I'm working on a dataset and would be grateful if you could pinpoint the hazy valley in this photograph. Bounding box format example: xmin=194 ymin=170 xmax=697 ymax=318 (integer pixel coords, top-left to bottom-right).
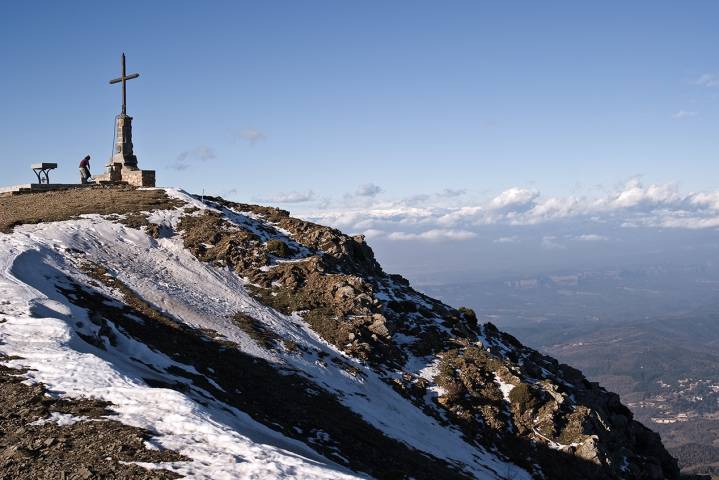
xmin=420 ymin=264 xmax=719 ymax=476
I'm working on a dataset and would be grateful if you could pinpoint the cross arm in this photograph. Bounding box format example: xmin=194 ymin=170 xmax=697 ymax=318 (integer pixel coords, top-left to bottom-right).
xmin=109 ymin=73 xmax=140 ymax=84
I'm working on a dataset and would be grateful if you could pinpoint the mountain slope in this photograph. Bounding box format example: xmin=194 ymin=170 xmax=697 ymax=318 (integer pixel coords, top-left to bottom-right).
xmin=0 ymin=186 xmax=679 ymax=479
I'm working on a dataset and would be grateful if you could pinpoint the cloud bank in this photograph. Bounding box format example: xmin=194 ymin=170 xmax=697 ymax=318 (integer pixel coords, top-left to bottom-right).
xmin=299 ymin=180 xmax=719 ymax=243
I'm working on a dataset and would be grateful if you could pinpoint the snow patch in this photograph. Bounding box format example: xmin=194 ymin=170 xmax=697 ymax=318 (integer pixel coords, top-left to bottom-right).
xmin=29 ymin=412 xmax=91 ymax=427
xmin=495 ymin=374 xmax=516 ymax=402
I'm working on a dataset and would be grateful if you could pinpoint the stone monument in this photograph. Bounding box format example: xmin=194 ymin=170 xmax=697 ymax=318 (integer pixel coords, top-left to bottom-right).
xmin=95 ymin=53 xmax=155 ymax=187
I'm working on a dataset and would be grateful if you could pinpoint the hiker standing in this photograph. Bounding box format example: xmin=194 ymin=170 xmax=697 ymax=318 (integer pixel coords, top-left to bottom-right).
xmin=79 ymin=155 xmax=92 ymax=184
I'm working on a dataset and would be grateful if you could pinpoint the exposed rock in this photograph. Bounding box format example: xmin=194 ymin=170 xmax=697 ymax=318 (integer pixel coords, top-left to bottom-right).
xmin=173 ymin=194 xmax=681 ymax=480
xmin=368 ymin=314 xmax=391 ymax=338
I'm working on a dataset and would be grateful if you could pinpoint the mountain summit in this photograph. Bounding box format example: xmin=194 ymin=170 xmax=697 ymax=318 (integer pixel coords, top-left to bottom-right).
xmin=0 ymin=186 xmax=679 ymax=479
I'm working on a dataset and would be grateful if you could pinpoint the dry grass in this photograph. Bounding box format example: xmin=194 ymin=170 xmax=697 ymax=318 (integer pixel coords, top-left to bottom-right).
xmin=0 ymin=186 xmax=183 ymax=233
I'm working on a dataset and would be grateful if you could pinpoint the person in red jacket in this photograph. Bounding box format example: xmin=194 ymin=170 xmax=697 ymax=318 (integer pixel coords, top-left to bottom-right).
xmin=79 ymin=155 xmax=92 ymax=184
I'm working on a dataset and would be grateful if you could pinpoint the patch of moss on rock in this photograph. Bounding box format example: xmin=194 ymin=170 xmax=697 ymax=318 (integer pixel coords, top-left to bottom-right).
xmin=266 ymin=239 xmax=293 ymax=257
xmin=509 ymin=383 xmax=540 ymax=411
xmin=230 ymin=312 xmax=279 ymax=349
xmin=434 ymin=347 xmax=508 ymax=434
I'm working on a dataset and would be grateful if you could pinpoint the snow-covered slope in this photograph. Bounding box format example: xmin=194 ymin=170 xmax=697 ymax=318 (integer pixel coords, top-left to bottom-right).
xmin=0 ymin=189 xmax=529 ymax=479
xmin=0 ymin=187 xmax=679 ymax=479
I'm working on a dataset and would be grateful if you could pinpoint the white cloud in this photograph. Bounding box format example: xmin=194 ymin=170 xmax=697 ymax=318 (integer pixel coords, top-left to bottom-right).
xmin=438 ymin=188 xmax=466 ymax=198
xmin=494 ymin=236 xmax=519 ymax=244
xmin=401 ymin=194 xmax=431 ymax=205
xmin=673 ymin=110 xmax=698 ymax=119
xmin=693 ymin=73 xmax=719 ymax=88
xmin=652 ymin=216 xmax=719 ymax=229
xmin=489 ymin=187 xmax=539 ymax=211
xmin=238 ymin=128 xmax=267 ymax=145
xmin=170 ymin=146 xmax=217 ymax=170
xmin=574 ymin=234 xmax=608 ymax=242
xmin=541 ymin=236 xmax=566 ymax=250
xmin=362 ymin=229 xmax=386 ymax=240
xmin=436 ymin=206 xmax=484 ymax=226
xmin=603 ymin=179 xmax=681 ymax=210
xmin=394 ymin=189 xmax=467 ymax=207
xmin=355 ymin=183 xmax=383 ymax=197
xmin=388 ymin=229 xmax=477 ymax=242
xmin=259 ymin=190 xmax=315 ymax=204
xmin=523 ymin=196 xmax=581 ymax=224
xmin=688 ymin=191 xmax=719 ymax=211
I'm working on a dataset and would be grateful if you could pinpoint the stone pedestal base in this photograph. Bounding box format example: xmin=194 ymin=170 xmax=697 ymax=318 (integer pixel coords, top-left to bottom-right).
xmin=113 ymin=115 xmax=138 ymax=168
xmin=96 ymin=112 xmax=155 ymax=187
xmin=123 ymin=168 xmax=155 ymax=187
xmin=94 ymin=162 xmax=155 ymax=187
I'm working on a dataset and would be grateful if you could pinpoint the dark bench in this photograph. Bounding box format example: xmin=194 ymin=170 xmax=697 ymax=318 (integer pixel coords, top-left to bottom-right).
xmin=31 ymin=163 xmax=58 ymax=184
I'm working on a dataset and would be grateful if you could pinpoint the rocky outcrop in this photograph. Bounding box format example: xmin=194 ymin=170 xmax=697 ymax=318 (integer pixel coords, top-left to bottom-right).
xmin=168 ymin=195 xmax=680 ymax=480
xmin=177 ymin=207 xmax=404 ymax=366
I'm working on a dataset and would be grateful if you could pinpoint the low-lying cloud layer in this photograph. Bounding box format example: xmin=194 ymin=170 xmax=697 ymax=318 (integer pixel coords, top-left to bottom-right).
xmin=296 ymin=180 xmax=719 ymax=245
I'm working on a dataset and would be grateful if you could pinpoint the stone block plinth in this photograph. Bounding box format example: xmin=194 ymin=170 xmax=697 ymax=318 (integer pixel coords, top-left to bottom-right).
xmin=123 ymin=169 xmax=155 ymax=187
xmin=94 ymin=162 xmax=155 ymax=187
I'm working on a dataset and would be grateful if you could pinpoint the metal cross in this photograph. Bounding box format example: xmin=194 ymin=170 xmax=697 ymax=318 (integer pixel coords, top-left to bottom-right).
xmin=109 ymin=53 xmax=140 ymax=115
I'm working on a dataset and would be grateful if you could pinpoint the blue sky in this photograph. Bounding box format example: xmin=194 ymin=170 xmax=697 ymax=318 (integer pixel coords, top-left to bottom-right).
xmin=2 ymin=2 xmax=718 ymax=278
xmin=1 ymin=1 xmax=717 ymax=194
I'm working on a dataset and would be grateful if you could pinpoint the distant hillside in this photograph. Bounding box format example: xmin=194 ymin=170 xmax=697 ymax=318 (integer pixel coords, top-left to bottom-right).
xmin=422 ymin=270 xmax=719 ymax=477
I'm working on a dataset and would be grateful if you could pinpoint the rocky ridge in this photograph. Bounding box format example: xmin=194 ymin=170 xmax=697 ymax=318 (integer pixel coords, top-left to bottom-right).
xmin=172 ymin=195 xmax=679 ymax=479
xmin=0 ymin=186 xmax=682 ymax=479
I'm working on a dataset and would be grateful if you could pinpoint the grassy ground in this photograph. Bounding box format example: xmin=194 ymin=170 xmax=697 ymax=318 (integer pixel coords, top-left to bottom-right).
xmin=0 ymin=186 xmax=182 ymax=233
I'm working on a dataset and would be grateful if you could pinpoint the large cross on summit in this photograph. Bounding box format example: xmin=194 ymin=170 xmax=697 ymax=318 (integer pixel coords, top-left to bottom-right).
xmin=92 ymin=52 xmax=155 ymax=187
xmin=109 ymin=53 xmax=139 ymax=116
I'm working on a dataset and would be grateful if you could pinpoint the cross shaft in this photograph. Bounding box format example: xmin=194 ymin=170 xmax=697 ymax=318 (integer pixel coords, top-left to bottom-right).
xmin=109 ymin=53 xmax=139 ymax=115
